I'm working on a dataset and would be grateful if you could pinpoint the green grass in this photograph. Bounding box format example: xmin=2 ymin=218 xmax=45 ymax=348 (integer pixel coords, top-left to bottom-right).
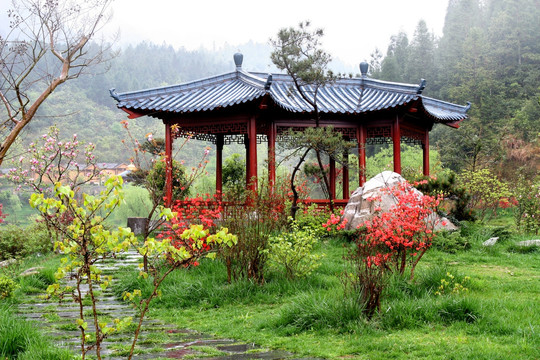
xmin=109 ymin=227 xmax=540 ymax=359
xmin=2 ymin=221 xmax=539 ymax=359
xmin=0 ymin=304 xmax=74 ymax=359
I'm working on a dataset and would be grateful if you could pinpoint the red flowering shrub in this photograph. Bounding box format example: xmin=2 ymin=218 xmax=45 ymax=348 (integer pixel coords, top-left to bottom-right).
xmin=339 ymin=181 xmax=442 ymax=318
xmin=322 ymin=211 xmax=347 ymax=231
xmin=158 ymin=194 xmax=224 ymax=265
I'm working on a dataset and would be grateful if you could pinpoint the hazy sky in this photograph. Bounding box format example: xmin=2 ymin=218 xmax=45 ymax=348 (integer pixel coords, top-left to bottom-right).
xmin=1 ymin=0 xmax=450 ymax=68
xmin=104 ymin=0 xmax=449 ymax=66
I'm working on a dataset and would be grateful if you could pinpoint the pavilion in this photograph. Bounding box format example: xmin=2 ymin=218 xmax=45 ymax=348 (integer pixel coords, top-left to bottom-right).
xmin=110 ymin=53 xmax=469 ymax=205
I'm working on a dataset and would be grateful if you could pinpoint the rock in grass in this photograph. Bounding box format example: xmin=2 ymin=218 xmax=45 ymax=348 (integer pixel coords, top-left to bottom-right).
xmin=0 ymin=258 xmax=16 ymax=268
xmin=343 ymin=171 xmax=457 ymax=231
xmin=20 ymin=266 xmax=45 ymax=277
xmin=483 ymin=237 xmax=499 ymax=246
xmin=517 ymin=239 xmax=540 ymax=247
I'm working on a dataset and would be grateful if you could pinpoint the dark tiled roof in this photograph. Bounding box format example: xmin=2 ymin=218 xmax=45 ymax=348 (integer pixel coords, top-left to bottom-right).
xmin=110 ymin=67 xmax=469 ymax=124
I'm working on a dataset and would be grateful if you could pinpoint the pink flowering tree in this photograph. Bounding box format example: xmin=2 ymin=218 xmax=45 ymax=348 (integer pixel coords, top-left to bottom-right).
xmin=7 ymin=125 xmax=100 ymax=245
xmin=7 ymin=125 xmax=100 ymax=195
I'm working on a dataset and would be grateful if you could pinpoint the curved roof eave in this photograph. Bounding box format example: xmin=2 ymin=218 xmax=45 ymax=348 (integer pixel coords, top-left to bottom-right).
xmin=110 ymin=67 xmax=470 ymax=123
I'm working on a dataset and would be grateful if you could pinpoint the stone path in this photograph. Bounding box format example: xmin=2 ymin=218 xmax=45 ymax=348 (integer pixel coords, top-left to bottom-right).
xmin=17 ymin=251 xmax=317 ymax=359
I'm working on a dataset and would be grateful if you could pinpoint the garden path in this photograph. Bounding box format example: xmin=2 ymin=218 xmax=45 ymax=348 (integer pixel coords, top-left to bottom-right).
xmin=17 ymin=251 xmax=317 ymax=359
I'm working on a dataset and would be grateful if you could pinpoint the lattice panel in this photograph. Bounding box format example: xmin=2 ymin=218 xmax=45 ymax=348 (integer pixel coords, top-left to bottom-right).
xmin=367 ymin=137 xmax=393 ymax=145
xmin=401 ymin=128 xmax=425 ymax=145
xmin=276 ymin=126 xmax=355 ymax=141
xmin=174 ymin=122 xmax=248 ymax=138
xmin=257 ymin=134 xmax=268 ymax=144
xmin=176 ymin=131 xmax=215 ymax=143
xmin=366 ymin=126 xmax=392 ymax=139
xmin=401 ymin=136 xmax=423 ymax=146
xmin=224 ymin=134 xmax=245 ymax=145
xmin=334 ymin=127 xmax=357 ymax=139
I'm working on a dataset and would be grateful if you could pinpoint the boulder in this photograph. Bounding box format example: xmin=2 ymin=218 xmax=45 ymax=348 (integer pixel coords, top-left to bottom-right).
xmin=517 ymin=239 xmax=540 ymax=247
xmin=342 ymin=171 xmax=457 ymax=231
xmin=0 ymin=258 xmax=16 ymax=268
xmin=20 ymin=266 xmax=45 ymax=277
xmin=483 ymin=237 xmax=499 ymax=246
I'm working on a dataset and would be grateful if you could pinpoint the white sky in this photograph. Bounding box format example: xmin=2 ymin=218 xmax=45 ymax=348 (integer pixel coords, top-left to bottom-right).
xmin=0 ymin=0 xmax=450 ymax=68
xmin=104 ymin=0 xmax=449 ymax=67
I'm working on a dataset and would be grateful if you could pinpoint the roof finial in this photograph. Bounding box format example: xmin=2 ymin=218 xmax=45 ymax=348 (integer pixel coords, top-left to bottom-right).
xmin=359 ymin=61 xmax=369 ymax=77
xmin=265 ymin=74 xmax=272 ymax=90
xmin=109 ymin=88 xmax=119 ymax=101
xmin=234 ymin=53 xmax=243 ymax=70
xmin=417 ymin=79 xmax=427 ymax=94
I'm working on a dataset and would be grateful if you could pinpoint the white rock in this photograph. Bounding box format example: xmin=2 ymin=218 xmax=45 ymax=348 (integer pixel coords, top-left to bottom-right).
xmin=517 ymin=239 xmax=540 ymax=247
xmin=483 ymin=237 xmax=499 ymax=246
xmin=343 ymin=171 xmax=457 ymax=231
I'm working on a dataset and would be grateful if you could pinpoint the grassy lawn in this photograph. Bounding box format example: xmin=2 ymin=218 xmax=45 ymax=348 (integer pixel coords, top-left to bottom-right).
xmin=110 ymin=228 xmax=540 ymax=360
xmin=2 ymin=221 xmax=538 ymax=359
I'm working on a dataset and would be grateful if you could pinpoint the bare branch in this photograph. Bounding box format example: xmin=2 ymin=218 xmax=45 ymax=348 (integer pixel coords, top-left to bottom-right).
xmin=0 ymin=0 xmax=116 ymax=165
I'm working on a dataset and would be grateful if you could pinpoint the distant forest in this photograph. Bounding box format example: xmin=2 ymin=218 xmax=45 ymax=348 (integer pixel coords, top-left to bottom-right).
xmin=8 ymin=0 xmax=540 ymax=181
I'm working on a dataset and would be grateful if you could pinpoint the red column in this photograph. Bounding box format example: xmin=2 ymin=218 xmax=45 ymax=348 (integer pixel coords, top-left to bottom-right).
xmin=329 ymin=156 xmax=336 ymax=200
xmin=357 ymin=125 xmax=366 ymax=186
xmin=267 ymin=122 xmax=276 ymax=192
xmin=248 ymin=117 xmax=258 ymax=192
xmin=393 ymin=115 xmax=402 ymax=174
xmin=165 ymin=122 xmax=173 ymax=207
xmin=342 ymin=149 xmax=349 ymax=199
xmin=244 ymin=134 xmax=250 ymax=186
xmin=216 ymin=134 xmax=224 ymax=199
xmin=423 ymin=130 xmax=430 ymax=176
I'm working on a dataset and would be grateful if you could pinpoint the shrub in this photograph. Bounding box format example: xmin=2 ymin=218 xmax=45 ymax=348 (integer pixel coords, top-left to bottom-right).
xmin=221 ymin=179 xmax=288 ymax=284
xmin=457 ymin=168 xmax=511 ymax=221
xmin=513 ymin=176 xmax=540 ymax=234
xmin=0 ymin=223 xmax=51 ymax=260
xmin=266 ymin=220 xmax=323 ymax=279
xmin=413 ymin=171 xmax=475 ymax=222
xmin=222 ymin=153 xmax=246 ymax=197
xmin=339 ymin=181 xmax=442 ymax=319
xmin=432 ymin=231 xmax=471 ymax=253
xmin=0 ymin=275 xmax=17 ymax=299
xmin=146 ymin=158 xmax=190 ymax=203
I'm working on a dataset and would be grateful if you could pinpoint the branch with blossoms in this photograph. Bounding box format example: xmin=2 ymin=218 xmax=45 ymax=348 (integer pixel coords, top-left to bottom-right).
xmin=7 ymin=125 xmax=101 ymax=195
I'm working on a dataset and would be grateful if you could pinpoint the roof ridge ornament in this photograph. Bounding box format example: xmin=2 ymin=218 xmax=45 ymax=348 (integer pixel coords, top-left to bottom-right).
xmin=109 ymin=88 xmax=119 ymax=101
xmin=265 ymin=74 xmax=272 ymax=91
xmin=359 ymin=61 xmax=369 ymax=77
xmin=417 ymin=79 xmax=427 ymax=94
xmin=234 ymin=52 xmax=243 ymax=70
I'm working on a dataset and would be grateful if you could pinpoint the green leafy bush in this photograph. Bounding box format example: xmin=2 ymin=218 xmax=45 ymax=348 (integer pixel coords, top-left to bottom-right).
xmin=146 ymin=158 xmax=189 ymax=203
xmin=457 ymin=168 xmax=511 ymax=221
xmin=0 ymin=223 xmax=51 ymax=260
xmin=266 ymin=220 xmax=324 ymax=279
xmin=0 ymin=275 xmax=17 ymax=299
xmin=432 ymin=231 xmax=471 ymax=253
xmin=513 ymin=176 xmax=540 ymax=235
